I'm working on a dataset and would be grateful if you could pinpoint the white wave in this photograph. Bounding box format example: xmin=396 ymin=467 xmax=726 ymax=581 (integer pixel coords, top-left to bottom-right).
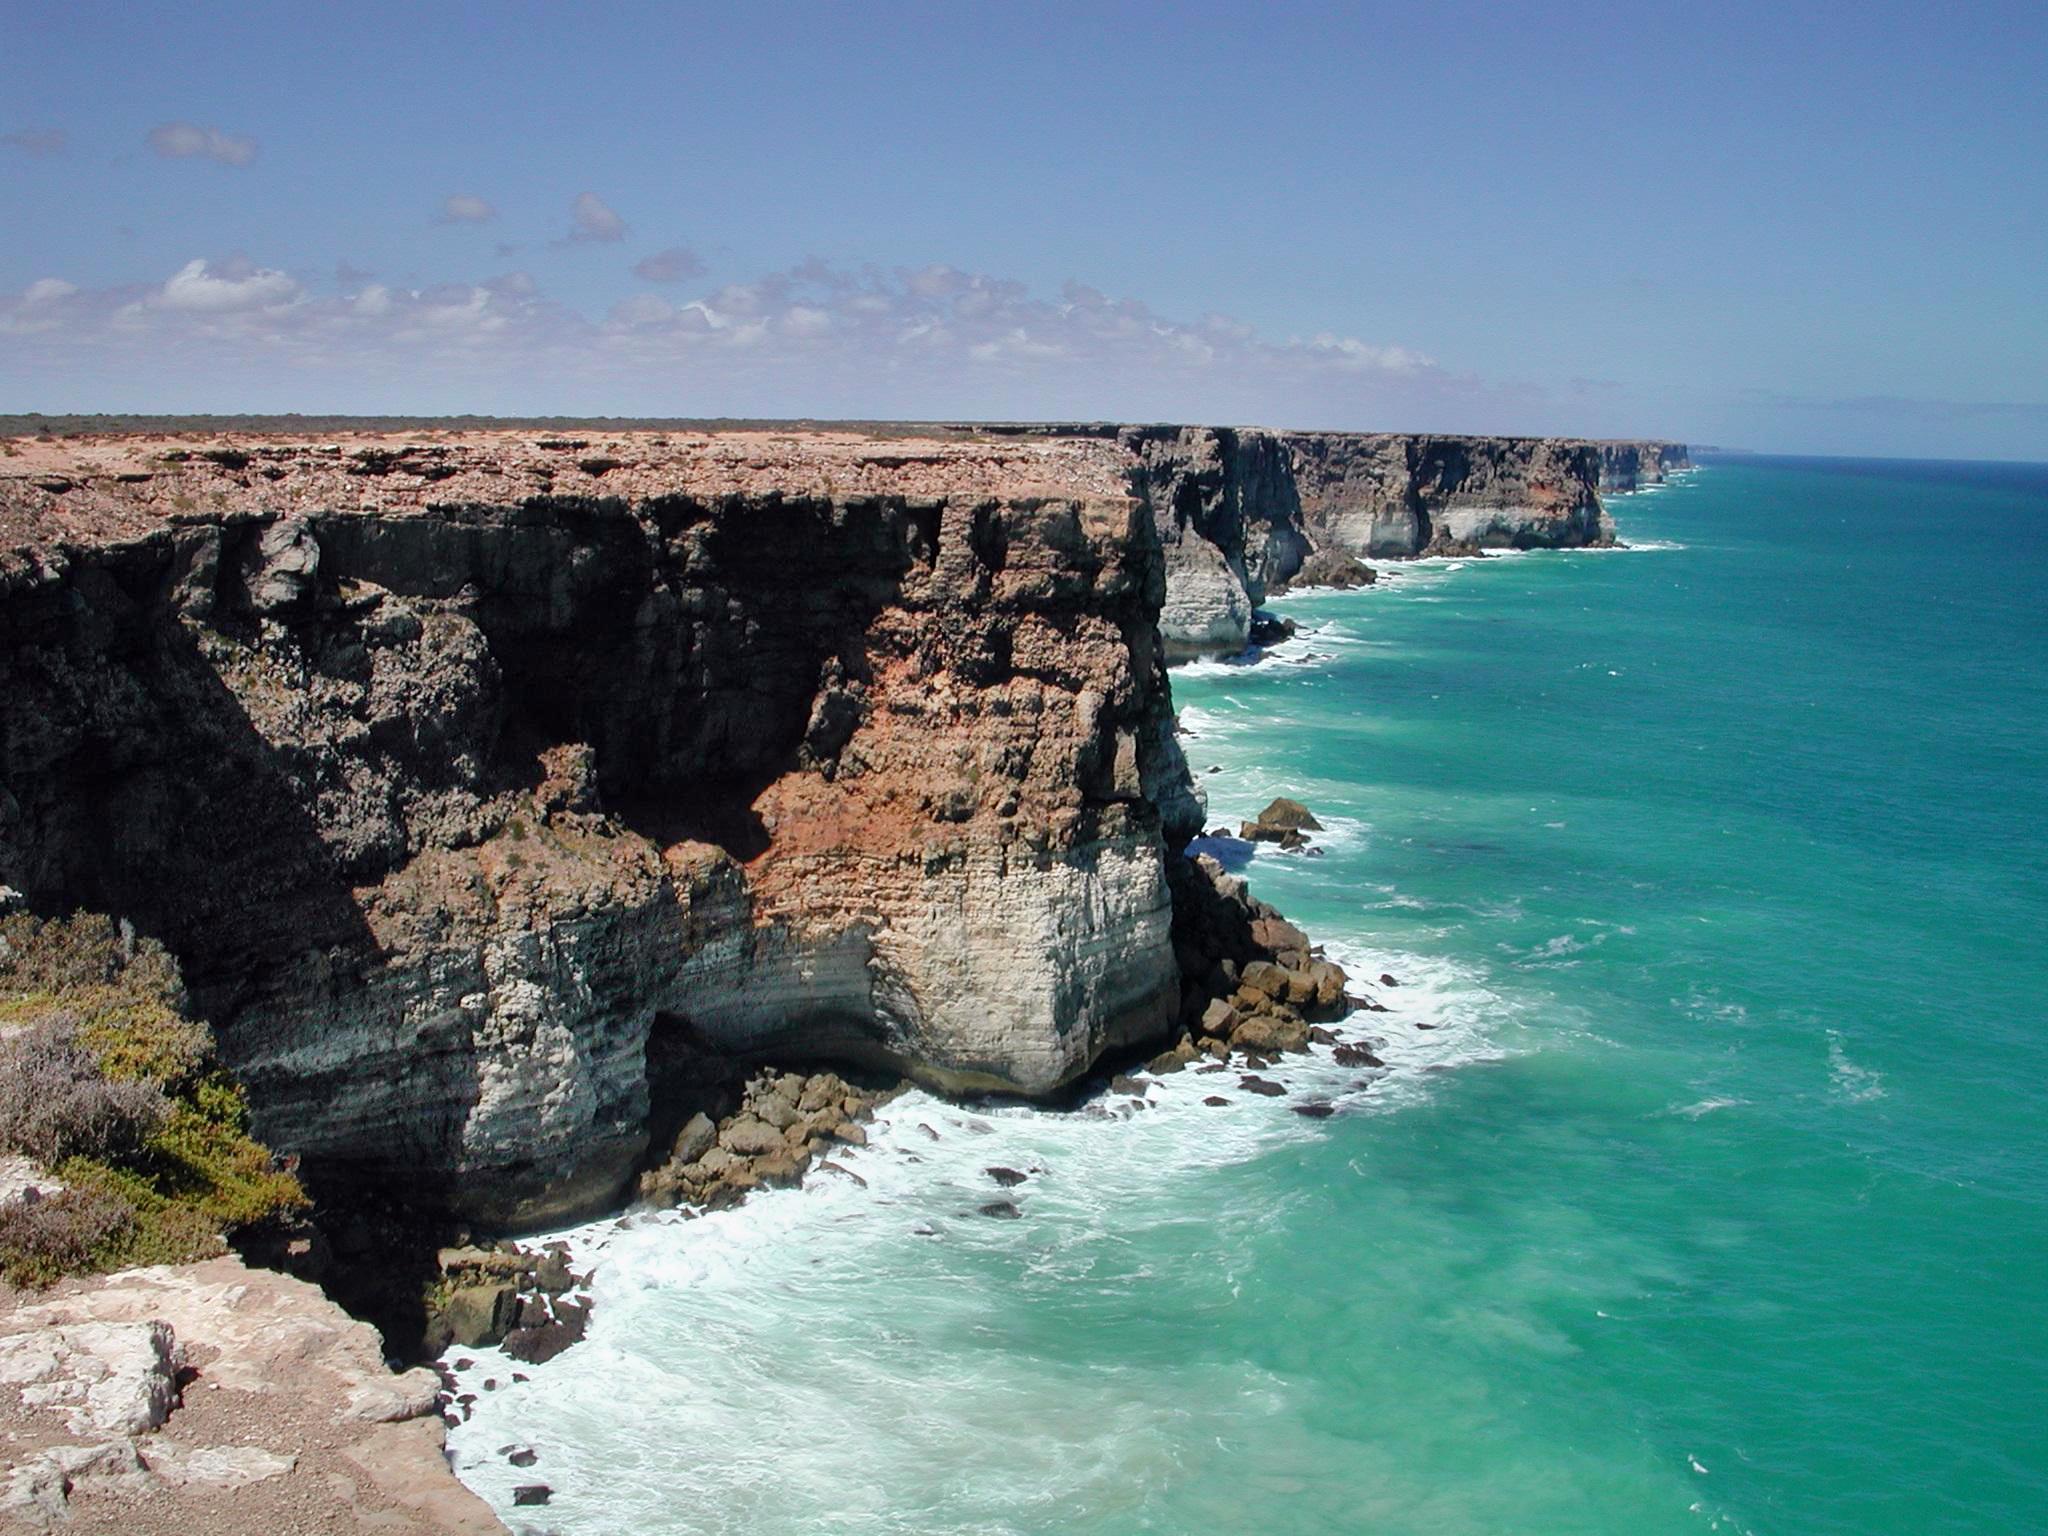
xmin=444 ymin=938 xmax=1518 ymax=1532
xmin=1826 ymin=1030 xmax=1887 ymax=1103
xmin=1664 ymin=1097 xmax=1745 ymax=1119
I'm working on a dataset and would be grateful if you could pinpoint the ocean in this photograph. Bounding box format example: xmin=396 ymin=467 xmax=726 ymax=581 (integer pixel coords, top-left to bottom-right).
xmin=445 ymin=455 xmax=2048 ymax=1534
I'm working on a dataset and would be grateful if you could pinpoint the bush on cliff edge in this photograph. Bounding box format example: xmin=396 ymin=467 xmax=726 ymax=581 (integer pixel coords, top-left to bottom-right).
xmin=0 ymin=910 xmax=304 ymax=1286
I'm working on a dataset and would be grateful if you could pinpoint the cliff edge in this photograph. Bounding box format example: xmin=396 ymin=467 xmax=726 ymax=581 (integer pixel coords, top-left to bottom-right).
xmin=0 ymin=429 xmax=1201 ymax=1227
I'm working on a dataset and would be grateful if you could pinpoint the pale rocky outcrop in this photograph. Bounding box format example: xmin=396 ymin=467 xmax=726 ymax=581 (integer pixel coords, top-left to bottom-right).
xmin=0 ymin=1254 xmax=499 ymax=1533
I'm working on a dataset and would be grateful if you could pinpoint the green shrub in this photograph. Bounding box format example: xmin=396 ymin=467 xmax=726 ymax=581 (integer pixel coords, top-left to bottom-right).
xmin=0 ymin=1016 xmax=172 ymax=1164
xmin=0 ymin=909 xmax=304 ymax=1285
xmin=0 ymin=1186 xmax=137 ymax=1287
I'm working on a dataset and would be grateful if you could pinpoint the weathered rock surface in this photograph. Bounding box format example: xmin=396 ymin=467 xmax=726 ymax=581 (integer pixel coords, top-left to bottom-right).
xmin=0 ymin=429 xmax=1200 ymax=1226
xmin=1594 ymin=440 xmax=1692 ymax=492
xmin=0 ymin=1254 xmax=500 ymax=1533
xmin=1094 ymin=427 xmax=1680 ymax=654
xmin=1269 ymin=548 xmax=1376 ymax=594
xmin=634 ymin=1066 xmax=889 ymax=1214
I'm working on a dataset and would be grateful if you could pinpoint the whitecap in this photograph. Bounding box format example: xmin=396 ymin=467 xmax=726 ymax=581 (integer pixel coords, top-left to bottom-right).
xmin=1826 ymin=1030 xmax=1887 ymax=1102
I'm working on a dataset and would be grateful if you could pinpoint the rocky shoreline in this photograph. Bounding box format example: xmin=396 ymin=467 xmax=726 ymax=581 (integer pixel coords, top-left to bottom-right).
xmin=0 ymin=419 xmax=1683 ymax=1530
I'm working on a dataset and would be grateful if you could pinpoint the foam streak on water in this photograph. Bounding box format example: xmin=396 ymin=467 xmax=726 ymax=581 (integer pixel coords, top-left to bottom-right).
xmin=448 ymin=457 xmax=2048 ymax=1534
xmin=447 ymin=940 xmax=1503 ymax=1534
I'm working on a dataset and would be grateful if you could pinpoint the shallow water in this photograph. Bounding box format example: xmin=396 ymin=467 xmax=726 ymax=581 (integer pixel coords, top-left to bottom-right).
xmin=449 ymin=456 xmax=2048 ymax=1534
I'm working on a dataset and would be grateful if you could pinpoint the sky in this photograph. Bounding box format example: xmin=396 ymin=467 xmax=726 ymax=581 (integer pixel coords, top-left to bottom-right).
xmin=2 ymin=0 xmax=2044 ymax=458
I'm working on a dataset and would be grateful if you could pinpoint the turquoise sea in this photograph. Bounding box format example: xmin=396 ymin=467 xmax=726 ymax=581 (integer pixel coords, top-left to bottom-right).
xmin=447 ymin=455 xmax=2048 ymax=1534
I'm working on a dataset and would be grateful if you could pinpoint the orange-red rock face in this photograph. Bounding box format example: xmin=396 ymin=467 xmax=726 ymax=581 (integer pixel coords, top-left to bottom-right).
xmin=0 ymin=430 xmax=1200 ymax=1224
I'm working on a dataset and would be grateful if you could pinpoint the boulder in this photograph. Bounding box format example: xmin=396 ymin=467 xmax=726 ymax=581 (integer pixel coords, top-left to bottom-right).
xmin=503 ymin=1299 xmax=590 ymax=1365
xmin=1238 ymin=1076 xmax=1287 ymax=1097
xmin=1238 ymin=961 xmax=1290 ymax=1000
xmin=1270 ymin=550 xmax=1377 ymax=592
xmin=754 ymin=1095 xmax=800 ymax=1131
xmin=434 ymin=1283 xmax=517 ymax=1351
xmin=1247 ymin=797 xmax=1322 ymax=834
xmin=986 ymin=1167 xmax=1028 ymax=1188
xmin=1247 ymin=613 xmax=1297 ymax=647
xmin=669 ymin=1112 xmax=717 ymax=1166
xmin=1198 ymin=998 xmax=1240 ymax=1038
xmin=1250 ymin=915 xmax=1310 ymax=954
xmin=1231 ymin=1016 xmax=1310 ymax=1055
xmin=719 ymin=1117 xmax=786 ymax=1158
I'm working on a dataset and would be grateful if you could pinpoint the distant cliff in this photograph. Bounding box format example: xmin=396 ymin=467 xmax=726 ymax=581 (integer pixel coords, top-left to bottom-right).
xmin=1112 ymin=430 xmax=1687 ymax=657
xmin=1595 ymin=440 xmax=1692 ymax=493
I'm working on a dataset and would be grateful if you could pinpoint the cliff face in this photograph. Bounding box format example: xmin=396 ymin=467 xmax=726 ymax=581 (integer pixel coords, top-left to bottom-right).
xmin=1595 ymin=440 xmax=1692 ymax=492
xmin=1121 ymin=427 xmax=1309 ymax=660
xmin=1117 ymin=429 xmax=1622 ymax=654
xmin=0 ymin=431 xmax=1201 ymax=1226
xmin=1282 ymin=432 xmax=1614 ymax=558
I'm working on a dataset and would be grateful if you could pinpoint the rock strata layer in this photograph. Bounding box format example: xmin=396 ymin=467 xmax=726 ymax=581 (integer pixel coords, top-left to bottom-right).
xmin=1114 ymin=428 xmax=1686 ymax=654
xmin=0 ymin=429 xmax=1199 ymax=1227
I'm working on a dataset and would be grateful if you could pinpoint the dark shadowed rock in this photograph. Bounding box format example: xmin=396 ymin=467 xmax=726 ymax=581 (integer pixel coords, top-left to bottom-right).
xmin=986 ymin=1167 xmax=1027 ymax=1187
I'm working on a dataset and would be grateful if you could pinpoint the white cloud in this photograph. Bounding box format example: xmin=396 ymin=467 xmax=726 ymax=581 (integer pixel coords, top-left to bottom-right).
xmin=632 ymin=246 xmax=705 ymax=283
xmin=439 ymin=193 xmax=497 ymax=224
xmin=566 ymin=192 xmax=626 ymax=243
xmin=1 ymin=127 xmax=65 ymax=157
xmin=0 ymin=255 xmax=1510 ymax=428
xmin=156 ymin=258 xmax=300 ymax=313
xmin=147 ymin=121 xmax=259 ymax=166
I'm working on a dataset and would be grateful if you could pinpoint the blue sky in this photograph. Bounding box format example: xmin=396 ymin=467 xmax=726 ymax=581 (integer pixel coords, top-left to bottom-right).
xmin=2 ymin=0 xmax=2043 ymax=457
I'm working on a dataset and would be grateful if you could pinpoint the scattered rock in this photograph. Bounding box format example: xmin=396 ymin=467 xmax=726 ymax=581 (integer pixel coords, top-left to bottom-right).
xmin=1292 ymin=1102 xmax=1337 ymax=1119
xmin=1239 ymin=797 xmax=1324 ymax=845
xmin=1238 ymin=1076 xmax=1286 ymax=1097
xmin=1247 ymin=613 xmax=1297 ymax=647
xmin=1202 ymin=1096 xmax=1231 ymax=1107
xmin=978 ymin=1201 xmax=1021 ymax=1219
xmin=1380 ymin=973 xmax=1400 ymax=987
xmin=505 ymin=1446 xmax=538 ymax=1467
xmin=513 ymin=1482 xmax=553 ymax=1506
xmin=669 ymin=1111 xmax=717 ymax=1166
xmin=1271 ymin=550 xmax=1377 ymax=593
xmin=986 ymin=1167 xmax=1028 ymax=1188
xmin=1332 ymin=1043 xmax=1384 ymax=1068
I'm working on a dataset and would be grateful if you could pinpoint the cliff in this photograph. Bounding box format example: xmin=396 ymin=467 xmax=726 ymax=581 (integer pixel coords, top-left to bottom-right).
xmin=1110 ymin=429 xmax=1622 ymax=655
xmin=0 ymin=429 xmax=1203 ymax=1227
xmin=1595 ymin=440 xmax=1692 ymax=492
xmin=1119 ymin=427 xmax=1309 ymax=661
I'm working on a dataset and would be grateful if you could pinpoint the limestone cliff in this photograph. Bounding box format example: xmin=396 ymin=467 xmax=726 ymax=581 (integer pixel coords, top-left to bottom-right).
xmin=0 ymin=430 xmax=1201 ymax=1227
xmin=1595 ymin=440 xmax=1692 ymax=492
xmin=1119 ymin=427 xmax=1308 ymax=661
xmin=1107 ymin=428 xmax=1624 ymax=654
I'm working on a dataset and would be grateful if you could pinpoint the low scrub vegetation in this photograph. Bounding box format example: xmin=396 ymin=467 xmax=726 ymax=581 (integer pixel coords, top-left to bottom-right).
xmin=0 ymin=910 xmax=304 ymax=1286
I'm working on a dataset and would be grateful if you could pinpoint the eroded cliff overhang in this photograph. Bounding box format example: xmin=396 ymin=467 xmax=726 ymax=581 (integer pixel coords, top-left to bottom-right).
xmin=0 ymin=429 xmax=1201 ymax=1223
